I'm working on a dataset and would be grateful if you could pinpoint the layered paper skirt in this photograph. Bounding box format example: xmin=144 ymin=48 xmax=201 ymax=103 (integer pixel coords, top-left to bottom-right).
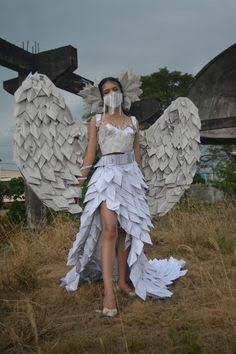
xmin=59 ymin=150 xmax=187 ymax=300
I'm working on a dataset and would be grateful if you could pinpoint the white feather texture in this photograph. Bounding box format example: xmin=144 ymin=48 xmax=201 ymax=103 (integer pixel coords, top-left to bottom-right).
xmin=13 ymin=72 xmax=201 ymax=218
xmin=79 ymin=67 xmax=143 ymax=115
xmin=140 ymin=97 xmax=201 ymax=217
xmin=119 ymin=68 xmax=143 ymax=109
xmin=79 ymin=81 xmax=103 ymax=116
xmin=13 ymin=72 xmax=88 ymax=214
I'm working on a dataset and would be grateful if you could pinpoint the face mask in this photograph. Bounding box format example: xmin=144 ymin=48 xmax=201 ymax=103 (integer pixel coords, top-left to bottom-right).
xmin=103 ymin=91 xmax=123 ymax=114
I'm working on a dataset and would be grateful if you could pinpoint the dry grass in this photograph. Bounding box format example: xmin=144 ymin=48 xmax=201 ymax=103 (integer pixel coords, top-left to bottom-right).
xmin=0 ymin=201 xmax=235 ymax=354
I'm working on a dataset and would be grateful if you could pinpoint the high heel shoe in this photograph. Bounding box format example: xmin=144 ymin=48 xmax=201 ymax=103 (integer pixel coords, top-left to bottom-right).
xmin=102 ymin=307 xmax=118 ymax=317
xmin=95 ymin=306 xmax=118 ymax=318
xmin=115 ymin=283 xmax=136 ymax=297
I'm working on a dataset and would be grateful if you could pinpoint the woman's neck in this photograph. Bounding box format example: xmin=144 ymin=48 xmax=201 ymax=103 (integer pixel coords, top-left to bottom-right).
xmin=106 ymin=106 xmax=123 ymax=116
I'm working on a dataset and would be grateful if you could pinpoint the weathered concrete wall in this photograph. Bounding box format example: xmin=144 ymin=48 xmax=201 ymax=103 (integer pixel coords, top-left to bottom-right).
xmin=188 ymin=44 xmax=236 ymax=142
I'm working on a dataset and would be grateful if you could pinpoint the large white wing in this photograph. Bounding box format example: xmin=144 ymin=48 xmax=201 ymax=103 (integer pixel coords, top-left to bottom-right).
xmin=140 ymin=97 xmax=201 ymax=217
xmin=13 ymin=72 xmax=89 ymax=214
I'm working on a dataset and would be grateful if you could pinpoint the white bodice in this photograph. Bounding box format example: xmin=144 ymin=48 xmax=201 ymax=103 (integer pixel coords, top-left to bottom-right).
xmin=95 ymin=114 xmax=138 ymax=155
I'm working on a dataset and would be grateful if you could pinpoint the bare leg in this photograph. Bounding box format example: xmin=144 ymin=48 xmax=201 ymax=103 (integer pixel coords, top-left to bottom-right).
xmin=99 ymin=200 xmax=118 ymax=309
xmin=117 ymin=226 xmax=134 ymax=293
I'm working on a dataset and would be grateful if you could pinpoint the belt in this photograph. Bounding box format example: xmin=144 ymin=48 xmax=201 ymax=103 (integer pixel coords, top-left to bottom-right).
xmin=94 ymin=150 xmax=135 ymax=167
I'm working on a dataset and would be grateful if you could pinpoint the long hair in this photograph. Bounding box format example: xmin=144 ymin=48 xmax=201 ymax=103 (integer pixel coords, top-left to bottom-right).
xmin=98 ymin=76 xmax=131 ymax=116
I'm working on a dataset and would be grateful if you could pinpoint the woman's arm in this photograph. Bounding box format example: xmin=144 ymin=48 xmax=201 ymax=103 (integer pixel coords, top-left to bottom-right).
xmin=133 ymin=119 xmax=143 ymax=174
xmin=77 ymin=116 xmax=98 ymax=185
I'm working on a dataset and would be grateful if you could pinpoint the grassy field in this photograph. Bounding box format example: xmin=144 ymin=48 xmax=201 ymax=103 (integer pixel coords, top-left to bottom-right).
xmin=0 ymin=201 xmax=235 ymax=354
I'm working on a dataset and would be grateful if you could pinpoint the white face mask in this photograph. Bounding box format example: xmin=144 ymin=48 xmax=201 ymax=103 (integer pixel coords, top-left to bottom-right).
xmin=103 ymin=91 xmax=123 ymax=114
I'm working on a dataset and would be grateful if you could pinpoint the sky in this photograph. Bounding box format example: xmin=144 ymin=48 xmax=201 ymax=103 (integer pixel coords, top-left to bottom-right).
xmin=0 ymin=0 xmax=235 ymax=169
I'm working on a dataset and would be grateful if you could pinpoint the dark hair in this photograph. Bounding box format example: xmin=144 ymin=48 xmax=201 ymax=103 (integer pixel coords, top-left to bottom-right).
xmin=98 ymin=76 xmax=130 ymax=116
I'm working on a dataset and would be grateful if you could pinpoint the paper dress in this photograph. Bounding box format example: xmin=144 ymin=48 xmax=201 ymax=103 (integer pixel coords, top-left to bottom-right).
xmin=13 ymin=72 xmax=201 ymax=300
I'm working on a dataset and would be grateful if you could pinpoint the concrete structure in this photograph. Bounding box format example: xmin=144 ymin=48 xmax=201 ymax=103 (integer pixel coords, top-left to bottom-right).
xmin=188 ymin=43 xmax=236 ymax=144
xmin=0 ymin=169 xmax=21 ymax=181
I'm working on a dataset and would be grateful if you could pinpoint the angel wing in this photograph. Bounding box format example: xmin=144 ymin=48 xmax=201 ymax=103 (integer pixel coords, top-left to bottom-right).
xmin=79 ymin=67 xmax=143 ymax=116
xmin=119 ymin=68 xmax=143 ymax=109
xmin=139 ymin=97 xmax=201 ymax=217
xmin=13 ymin=72 xmax=89 ymax=214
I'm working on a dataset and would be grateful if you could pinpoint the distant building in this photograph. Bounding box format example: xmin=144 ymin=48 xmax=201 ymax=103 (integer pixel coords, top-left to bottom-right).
xmin=0 ymin=168 xmax=23 ymax=202
xmin=0 ymin=169 xmax=22 ymax=182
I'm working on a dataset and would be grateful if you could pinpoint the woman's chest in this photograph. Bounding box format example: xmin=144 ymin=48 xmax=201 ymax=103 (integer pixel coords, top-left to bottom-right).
xmin=97 ymin=123 xmax=136 ymax=148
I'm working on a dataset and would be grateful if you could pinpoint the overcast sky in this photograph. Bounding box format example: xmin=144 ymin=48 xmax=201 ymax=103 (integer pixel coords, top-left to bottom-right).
xmin=0 ymin=0 xmax=235 ymax=169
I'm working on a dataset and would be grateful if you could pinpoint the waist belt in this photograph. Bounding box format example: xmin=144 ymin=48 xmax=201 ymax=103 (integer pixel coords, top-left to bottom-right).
xmin=94 ymin=150 xmax=135 ymax=167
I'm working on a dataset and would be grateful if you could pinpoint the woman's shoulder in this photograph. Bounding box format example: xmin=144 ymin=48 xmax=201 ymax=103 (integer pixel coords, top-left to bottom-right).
xmin=120 ymin=113 xmax=137 ymax=125
xmin=130 ymin=115 xmax=138 ymax=130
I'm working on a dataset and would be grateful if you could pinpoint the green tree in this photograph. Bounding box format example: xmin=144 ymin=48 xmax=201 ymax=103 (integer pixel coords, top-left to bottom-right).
xmin=7 ymin=200 xmax=26 ymax=224
xmin=211 ymin=150 xmax=236 ymax=195
xmin=141 ymin=66 xmax=194 ymax=109
xmin=8 ymin=177 xmax=25 ymax=200
xmin=0 ymin=181 xmax=10 ymax=207
xmin=0 ymin=177 xmax=24 ymax=208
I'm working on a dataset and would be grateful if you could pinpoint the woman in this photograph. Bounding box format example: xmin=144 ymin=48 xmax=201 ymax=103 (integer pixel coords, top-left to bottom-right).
xmin=60 ymin=76 xmax=187 ymax=317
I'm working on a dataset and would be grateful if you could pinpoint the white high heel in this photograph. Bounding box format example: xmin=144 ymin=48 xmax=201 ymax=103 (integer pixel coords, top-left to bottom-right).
xmin=95 ymin=306 xmax=118 ymax=318
xmin=101 ymin=307 xmax=118 ymax=317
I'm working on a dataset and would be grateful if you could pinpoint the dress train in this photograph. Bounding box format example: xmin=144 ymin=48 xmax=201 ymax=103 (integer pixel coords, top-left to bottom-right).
xmin=59 ymin=150 xmax=187 ymax=300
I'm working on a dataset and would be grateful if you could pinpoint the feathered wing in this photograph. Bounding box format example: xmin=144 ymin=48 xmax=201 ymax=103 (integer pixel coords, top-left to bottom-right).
xmin=78 ymin=67 xmax=143 ymax=116
xmin=139 ymin=96 xmax=201 ymax=218
xmin=13 ymin=72 xmax=89 ymax=214
xmin=119 ymin=68 xmax=143 ymax=109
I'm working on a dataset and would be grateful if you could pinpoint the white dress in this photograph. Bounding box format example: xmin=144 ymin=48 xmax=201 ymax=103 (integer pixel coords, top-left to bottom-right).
xmin=59 ymin=114 xmax=187 ymax=300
